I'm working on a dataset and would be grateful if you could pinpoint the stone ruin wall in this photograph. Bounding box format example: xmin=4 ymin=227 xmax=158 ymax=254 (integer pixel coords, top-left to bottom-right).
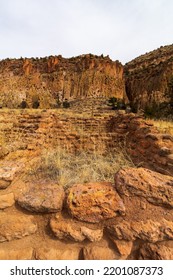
xmin=0 ymin=110 xmax=172 ymax=176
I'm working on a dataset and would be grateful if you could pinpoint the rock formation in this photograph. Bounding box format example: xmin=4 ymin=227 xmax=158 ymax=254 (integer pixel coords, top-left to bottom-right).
xmin=0 ymin=54 xmax=125 ymax=108
xmin=124 ymin=44 xmax=173 ymax=115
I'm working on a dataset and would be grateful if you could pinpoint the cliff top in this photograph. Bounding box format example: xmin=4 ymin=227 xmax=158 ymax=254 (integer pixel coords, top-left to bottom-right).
xmin=125 ymin=44 xmax=173 ymax=71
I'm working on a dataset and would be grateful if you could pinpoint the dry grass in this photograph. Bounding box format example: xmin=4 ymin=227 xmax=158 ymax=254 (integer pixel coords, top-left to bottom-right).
xmin=150 ymin=119 xmax=173 ymax=135
xmin=27 ymin=148 xmax=134 ymax=189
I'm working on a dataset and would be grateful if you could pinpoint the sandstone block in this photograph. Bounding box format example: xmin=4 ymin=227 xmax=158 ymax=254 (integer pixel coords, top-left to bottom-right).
xmin=107 ymin=219 xmax=173 ymax=242
xmin=50 ymin=218 xmax=85 ymax=242
xmin=17 ymin=181 xmax=65 ymax=213
xmin=50 ymin=215 xmax=103 ymax=242
xmin=66 ymin=182 xmax=125 ymax=223
xmin=115 ymin=167 xmax=173 ymax=208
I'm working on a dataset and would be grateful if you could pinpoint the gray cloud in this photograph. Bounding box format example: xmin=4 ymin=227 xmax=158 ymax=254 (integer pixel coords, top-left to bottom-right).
xmin=0 ymin=0 xmax=173 ymax=63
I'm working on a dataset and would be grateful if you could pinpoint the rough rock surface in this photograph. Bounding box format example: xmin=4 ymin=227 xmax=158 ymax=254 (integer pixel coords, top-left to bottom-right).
xmin=0 ymin=166 xmax=18 ymax=189
xmin=50 ymin=215 xmax=103 ymax=242
xmin=107 ymin=219 xmax=173 ymax=242
xmin=139 ymin=243 xmax=173 ymax=260
xmin=83 ymin=244 xmax=119 ymax=260
xmin=0 ymin=54 xmax=125 ymax=109
xmin=0 ymin=161 xmax=24 ymax=189
xmin=0 ymin=193 xmax=15 ymax=209
xmin=17 ymin=181 xmax=65 ymax=213
xmin=0 ymin=248 xmax=33 ymax=260
xmin=110 ymin=239 xmax=133 ymax=259
xmin=80 ymin=226 xmax=103 ymax=242
xmin=66 ymin=182 xmax=125 ymax=223
xmin=125 ymin=44 xmax=173 ymax=112
xmin=115 ymin=167 xmax=173 ymax=208
xmin=0 ymin=213 xmax=37 ymax=242
xmin=50 ymin=218 xmax=85 ymax=242
xmin=35 ymin=247 xmax=80 ymax=260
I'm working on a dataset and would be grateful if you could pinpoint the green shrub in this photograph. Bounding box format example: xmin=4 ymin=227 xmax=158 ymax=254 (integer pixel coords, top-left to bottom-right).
xmin=32 ymin=95 xmax=40 ymax=109
xmin=20 ymin=100 xmax=28 ymax=109
xmin=108 ymin=97 xmax=126 ymax=110
xmin=32 ymin=100 xmax=40 ymax=109
xmin=63 ymin=100 xmax=70 ymax=108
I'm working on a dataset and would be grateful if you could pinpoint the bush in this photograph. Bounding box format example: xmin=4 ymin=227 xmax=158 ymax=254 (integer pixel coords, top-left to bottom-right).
xmin=144 ymin=102 xmax=169 ymax=118
xmin=20 ymin=100 xmax=28 ymax=109
xmin=117 ymin=100 xmax=126 ymax=110
xmin=32 ymin=100 xmax=40 ymax=109
xmin=32 ymin=95 xmax=40 ymax=109
xmin=63 ymin=100 xmax=70 ymax=108
xmin=108 ymin=97 xmax=118 ymax=110
xmin=108 ymin=97 xmax=126 ymax=110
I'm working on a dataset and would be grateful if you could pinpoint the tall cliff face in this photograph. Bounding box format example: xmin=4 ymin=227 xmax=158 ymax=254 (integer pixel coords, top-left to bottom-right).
xmin=0 ymin=54 xmax=125 ymax=108
xmin=124 ymin=44 xmax=173 ymax=115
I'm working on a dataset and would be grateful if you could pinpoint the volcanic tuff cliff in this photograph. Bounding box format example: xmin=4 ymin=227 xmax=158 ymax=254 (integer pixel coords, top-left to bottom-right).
xmin=124 ymin=44 xmax=173 ymax=114
xmin=0 ymin=54 xmax=125 ymax=108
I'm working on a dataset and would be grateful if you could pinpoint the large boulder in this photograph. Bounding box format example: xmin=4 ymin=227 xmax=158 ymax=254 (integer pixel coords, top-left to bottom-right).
xmin=66 ymin=182 xmax=125 ymax=223
xmin=17 ymin=181 xmax=65 ymax=213
xmin=115 ymin=167 xmax=173 ymax=208
xmin=0 ymin=213 xmax=37 ymax=242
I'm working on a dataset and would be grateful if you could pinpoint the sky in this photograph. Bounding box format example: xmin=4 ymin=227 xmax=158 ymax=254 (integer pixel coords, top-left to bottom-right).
xmin=0 ymin=0 xmax=173 ymax=64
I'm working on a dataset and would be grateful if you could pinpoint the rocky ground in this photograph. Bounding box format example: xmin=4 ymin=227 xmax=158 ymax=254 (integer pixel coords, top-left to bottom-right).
xmin=0 ymin=154 xmax=173 ymax=260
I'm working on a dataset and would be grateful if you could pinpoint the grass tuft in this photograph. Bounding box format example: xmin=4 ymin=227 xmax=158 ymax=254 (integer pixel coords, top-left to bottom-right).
xmin=27 ymin=148 xmax=134 ymax=189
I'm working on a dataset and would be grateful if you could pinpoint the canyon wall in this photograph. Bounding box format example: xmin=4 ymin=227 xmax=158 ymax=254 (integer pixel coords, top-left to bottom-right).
xmin=124 ymin=44 xmax=173 ymax=114
xmin=0 ymin=54 xmax=125 ymax=108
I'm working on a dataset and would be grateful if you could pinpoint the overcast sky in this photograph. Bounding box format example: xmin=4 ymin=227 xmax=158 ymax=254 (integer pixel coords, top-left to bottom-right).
xmin=0 ymin=0 xmax=173 ymax=64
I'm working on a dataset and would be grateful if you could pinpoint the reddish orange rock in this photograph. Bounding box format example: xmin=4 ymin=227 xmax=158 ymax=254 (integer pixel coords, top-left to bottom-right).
xmin=66 ymin=182 xmax=125 ymax=223
xmin=83 ymin=244 xmax=119 ymax=260
xmin=17 ymin=180 xmax=65 ymax=213
xmin=115 ymin=167 xmax=173 ymax=208
xmin=139 ymin=243 xmax=173 ymax=260
xmin=107 ymin=219 xmax=173 ymax=242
